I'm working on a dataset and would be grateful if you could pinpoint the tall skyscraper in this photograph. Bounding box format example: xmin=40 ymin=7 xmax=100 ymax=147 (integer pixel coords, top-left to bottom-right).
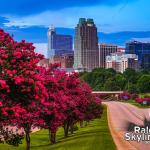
xmin=125 ymin=40 xmax=150 ymax=69
xmin=74 ymin=18 xmax=99 ymax=72
xmin=98 ymin=44 xmax=117 ymax=68
xmin=47 ymin=26 xmax=73 ymax=58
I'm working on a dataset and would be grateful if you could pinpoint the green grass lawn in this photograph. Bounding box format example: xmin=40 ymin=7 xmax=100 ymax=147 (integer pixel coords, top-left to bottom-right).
xmin=0 ymin=105 xmax=116 ymax=150
xmin=127 ymin=99 xmax=149 ymax=108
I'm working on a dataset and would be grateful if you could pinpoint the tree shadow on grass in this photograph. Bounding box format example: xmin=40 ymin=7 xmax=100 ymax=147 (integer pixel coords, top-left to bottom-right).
xmin=31 ymin=130 xmax=109 ymax=148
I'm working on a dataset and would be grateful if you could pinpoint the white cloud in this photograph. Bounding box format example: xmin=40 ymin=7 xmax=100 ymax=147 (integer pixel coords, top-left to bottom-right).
xmin=3 ymin=0 xmax=150 ymax=32
xmin=3 ymin=6 xmax=120 ymax=32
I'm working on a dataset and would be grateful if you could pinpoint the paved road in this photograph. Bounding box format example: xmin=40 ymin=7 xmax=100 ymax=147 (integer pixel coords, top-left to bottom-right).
xmin=104 ymin=101 xmax=150 ymax=150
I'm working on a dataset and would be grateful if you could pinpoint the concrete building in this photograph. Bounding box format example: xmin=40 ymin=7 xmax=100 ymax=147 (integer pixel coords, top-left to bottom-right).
xmin=38 ymin=57 xmax=74 ymax=73
xmin=117 ymin=46 xmax=125 ymax=53
xmin=106 ymin=52 xmax=139 ymax=73
xmin=47 ymin=26 xmax=73 ymax=58
xmin=49 ymin=53 xmax=74 ymax=68
xmin=125 ymin=39 xmax=150 ymax=69
xmin=74 ymin=18 xmax=99 ymax=72
xmin=99 ymin=44 xmax=117 ymax=68
xmin=37 ymin=58 xmax=50 ymax=68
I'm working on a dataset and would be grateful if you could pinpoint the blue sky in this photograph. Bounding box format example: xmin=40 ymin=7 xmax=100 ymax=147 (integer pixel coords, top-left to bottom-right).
xmin=0 ymin=0 xmax=150 ymax=47
xmin=0 ymin=0 xmax=149 ymax=32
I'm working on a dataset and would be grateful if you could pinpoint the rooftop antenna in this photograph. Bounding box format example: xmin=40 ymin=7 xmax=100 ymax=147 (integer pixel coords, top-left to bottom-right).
xmin=49 ymin=24 xmax=55 ymax=31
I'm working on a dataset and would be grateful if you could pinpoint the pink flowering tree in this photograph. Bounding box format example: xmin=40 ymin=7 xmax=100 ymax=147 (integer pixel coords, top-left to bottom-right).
xmin=62 ymin=73 xmax=102 ymax=137
xmin=39 ymin=67 xmax=67 ymax=144
xmin=0 ymin=80 xmax=24 ymax=146
xmin=84 ymin=95 xmax=102 ymax=122
xmin=0 ymin=29 xmax=48 ymax=150
xmin=40 ymin=66 xmax=103 ymax=141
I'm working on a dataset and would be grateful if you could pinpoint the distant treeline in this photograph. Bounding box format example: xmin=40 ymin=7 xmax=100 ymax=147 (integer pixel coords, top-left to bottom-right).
xmin=80 ymin=68 xmax=150 ymax=94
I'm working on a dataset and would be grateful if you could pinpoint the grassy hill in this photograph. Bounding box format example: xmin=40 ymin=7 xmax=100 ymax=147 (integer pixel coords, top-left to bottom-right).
xmin=0 ymin=105 xmax=116 ymax=150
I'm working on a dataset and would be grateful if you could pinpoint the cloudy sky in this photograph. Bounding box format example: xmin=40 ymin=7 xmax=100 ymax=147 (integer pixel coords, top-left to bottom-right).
xmin=0 ymin=0 xmax=149 ymax=32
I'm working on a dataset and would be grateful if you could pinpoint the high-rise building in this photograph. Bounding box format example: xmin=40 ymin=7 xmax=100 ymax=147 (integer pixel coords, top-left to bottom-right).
xmin=125 ymin=40 xmax=150 ymax=69
xmin=74 ymin=18 xmax=99 ymax=72
xmin=99 ymin=44 xmax=117 ymax=68
xmin=47 ymin=26 xmax=73 ymax=58
xmin=106 ymin=52 xmax=139 ymax=73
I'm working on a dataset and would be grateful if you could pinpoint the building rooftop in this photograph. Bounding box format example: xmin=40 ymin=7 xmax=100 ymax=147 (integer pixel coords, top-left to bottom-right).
xmin=87 ymin=18 xmax=94 ymax=24
xmin=79 ymin=18 xmax=86 ymax=24
xmin=127 ymin=38 xmax=150 ymax=44
xmin=79 ymin=18 xmax=94 ymax=25
xmin=106 ymin=52 xmax=138 ymax=62
xmin=48 ymin=25 xmax=55 ymax=31
xmin=99 ymin=43 xmax=117 ymax=46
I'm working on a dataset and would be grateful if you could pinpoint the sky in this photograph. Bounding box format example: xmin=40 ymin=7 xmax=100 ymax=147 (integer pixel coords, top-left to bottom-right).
xmin=0 ymin=0 xmax=149 ymax=32
xmin=0 ymin=0 xmax=150 ymax=48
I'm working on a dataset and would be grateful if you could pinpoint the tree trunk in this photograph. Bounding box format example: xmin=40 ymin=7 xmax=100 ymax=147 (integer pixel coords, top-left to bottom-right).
xmin=70 ymin=123 xmax=74 ymax=134
xmin=64 ymin=122 xmax=69 ymax=138
xmin=48 ymin=128 xmax=56 ymax=144
xmin=25 ymin=130 xmax=30 ymax=150
xmin=48 ymin=128 xmax=51 ymax=143
xmin=50 ymin=131 xmax=56 ymax=144
xmin=85 ymin=121 xmax=88 ymax=126
xmin=80 ymin=121 xmax=84 ymax=128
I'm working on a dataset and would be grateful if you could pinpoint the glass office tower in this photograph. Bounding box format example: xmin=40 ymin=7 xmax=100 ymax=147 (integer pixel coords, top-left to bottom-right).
xmin=125 ymin=40 xmax=150 ymax=69
xmin=47 ymin=26 xmax=73 ymax=58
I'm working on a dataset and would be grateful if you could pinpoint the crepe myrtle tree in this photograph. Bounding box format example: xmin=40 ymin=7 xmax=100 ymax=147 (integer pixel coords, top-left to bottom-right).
xmin=63 ymin=73 xmax=102 ymax=137
xmin=39 ymin=67 xmax=67 ymax=144
xmin=0 ymin=104 xmax=25 ymax=146
xmin=61 ymin=72 xmax=84 ymax=137
xmin=84 ymin=95 xmax=102 ymax=122
xmin=40 ymin=66 xmax=103 ymax=141
xmin=0 ymin=29 xmax=48 ymax=150
xmin=0 ymin=80 xmax=24 ymax=146
xmin=40 ymin=69 xmax=88 ymax=139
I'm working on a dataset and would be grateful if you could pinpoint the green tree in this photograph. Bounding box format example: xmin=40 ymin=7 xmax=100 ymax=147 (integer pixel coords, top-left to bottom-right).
xmin=106 ymin=68 xmax=116 ymax=75
xmin=137 ymin=75 xmax=150 ymax=93
xmin=104 ymin=78 xmax=120 ymax=91
xmin=115 ymin=74 xmax=126 ymax=90
xmin=127 ymin=83 xmax=138 ymax=94
xmin=123 ymin=68 xmax=138 ymax=84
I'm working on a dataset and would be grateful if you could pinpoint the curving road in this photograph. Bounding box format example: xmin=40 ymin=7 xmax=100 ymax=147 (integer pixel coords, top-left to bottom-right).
xmin=104 ymin=101 xmax=150 ymax=150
